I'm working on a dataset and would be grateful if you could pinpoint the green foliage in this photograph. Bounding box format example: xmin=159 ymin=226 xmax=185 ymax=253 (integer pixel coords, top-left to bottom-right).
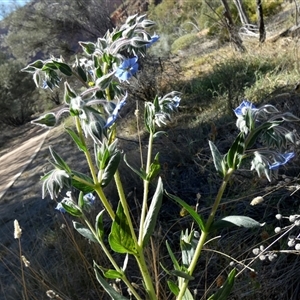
xmin=3 ymin=0 xmax=113 ymax=61
xmin=186 ymin=56 xmax=276 ymax=111
xmin=171 ymin=33 xmax=199 ymax=54
xmin=0 ymin=58 xmax=37 ymax=126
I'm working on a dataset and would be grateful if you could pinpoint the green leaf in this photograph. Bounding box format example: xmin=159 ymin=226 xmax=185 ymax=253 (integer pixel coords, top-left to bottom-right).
xmin=65 ymin=127 xmax=87 ymax=152
xmin=166 ymin=192 xmax=205 ymax=232
xmin=79 ymin=41 xmax=96 ymax=55
xmin=101 ymin=268 xmax=124 ymax=280
xmin=226 ymin=133 xmax=245 ymax=169
xmin=209 ymin=140 xmax=226 ymax=177
xmin=77 ymin=65 xmax=87 ymax=82
xmin=166 ymin=241 xmax=181 ymax=270
xmin=171 ymin=270 xmax=194 ymax=281
xmin=167 ymin=280 xmax=179 ymax=296
xmin=142 ymin=177 xmax=163 ymax=246
xmin=180 ymin=229 xmax=197 ymax=267
xmin=144 ymin=102 xmax=155 ymax=133
xmin=61 ymin=202 xmax=82 ymax=217
xmin=49 ymin=147 xmax=71 ymax=173
xmin=211 ymin=215 xmax=264 ymax=231
xmin=123 ymin=154 xmax=147 ymax=180
xmin=182 ymin=287 xmax=194 ymax=300
xmin=101 ymin=151 xmax=121 ymax=187
xmin=64 ymin=81 xmax=77 ymax=104
xmin=109 ymin=202 xmax=137 ymax=254
xmin=31 ymin=113 xmax=56 ymax=127
xmin=73 ymin=221 xmax=97 ymax=243
xmin=77 ymin=191 xmax=84 ymax=209
xmin=53 ymin=61 xmax=73 ymax=76
xmin=42 ymin=62 xmax=58 ymax=70
xmin=95 ymin=210 xmax=105 ymax=240
xmin=29 ymin=59 xmax=44 ymax=69
xmin=146 ymin=152 xmax=161 ymax=181
xmin=94 ymin=262 xmax=129 ymax=300
xmin=71 ymin=171 xmax=94 ymax=194
xmin=95 ymin=71 xmax=115 ymax=90
xmin=208 ymin=268 xmax=236 ymax=300
xmin=112 ymin=30 xmax=123 ymax=41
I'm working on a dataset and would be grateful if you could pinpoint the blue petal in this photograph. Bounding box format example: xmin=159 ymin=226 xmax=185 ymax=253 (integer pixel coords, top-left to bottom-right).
xmin=173 ymin=96 xmax=181 ymax=108
xmin=146 ymin=35 xmax=160 ymax=48
xmin=269 ymin=152 xmax=295 ymax=170
xmin=55 ymin=202 xmax=66 ymax=213
xmin=83 ymin=193 xmax=95 ymax=204
xmin=115 ymin=57 xmax=139 ymax=81
xmin=105 ymin=94 xmax=127 ymax=128
xmin=234 ymin=100 xmax=256 ymax=117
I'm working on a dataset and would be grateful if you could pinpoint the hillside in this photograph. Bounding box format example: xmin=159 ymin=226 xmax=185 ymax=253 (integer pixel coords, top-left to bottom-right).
xmin=1 ymin=1 xmax=300 ymax=300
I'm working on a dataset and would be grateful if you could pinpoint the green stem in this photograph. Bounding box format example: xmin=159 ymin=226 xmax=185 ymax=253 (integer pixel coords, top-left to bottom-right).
xmin=72 ymin=175 xmax=95 ymax=188
xmin=94 ymin=185 xmax=115 ymax=220
xmin=102 ymin=62 xmax=111 ymax=101
xmin=176 ymin=168 xmax=234 ymax=300
xmin=138 ymin=130 xmax=154 ymax=244
xmin=75 ymin=116 xmax=115 ymax=220
xmin=75 ymin=117 xmax=98 ymax=183
xmin=114 ymin=170 xmax=156 ymax=299
xmin=114 ymin=171 xmax=136 ymax=242
xmin=135 ymin=245 xmax=157 ymax=300
xmin=82 ymin=215 xmax=142 ymax=300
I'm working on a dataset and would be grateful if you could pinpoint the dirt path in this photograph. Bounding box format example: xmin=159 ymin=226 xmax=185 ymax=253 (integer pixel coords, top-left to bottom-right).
xmin=0 ymin=126 xmax=49 ymax=200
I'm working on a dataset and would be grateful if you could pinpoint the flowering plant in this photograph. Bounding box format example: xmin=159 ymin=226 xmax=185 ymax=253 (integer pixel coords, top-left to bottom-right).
xmin=22 ymin=13 xmax=300 ymax=300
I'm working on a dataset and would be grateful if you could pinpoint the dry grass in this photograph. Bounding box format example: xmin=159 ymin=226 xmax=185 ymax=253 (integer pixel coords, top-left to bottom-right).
xmin=2 ymin=4 xmax=300 ymax=300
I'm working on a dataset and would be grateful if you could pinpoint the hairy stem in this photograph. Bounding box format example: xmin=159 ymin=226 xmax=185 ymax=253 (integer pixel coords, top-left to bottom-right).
xmin=83 ymin=216 xmax=142 ymax=300
xmin=138 ymin=130 xmax=154 ymax=244
xmin=75 ymin=116 xmax=115 ymax=220
xmin=176 ymin=168 xmax=234 ymax=300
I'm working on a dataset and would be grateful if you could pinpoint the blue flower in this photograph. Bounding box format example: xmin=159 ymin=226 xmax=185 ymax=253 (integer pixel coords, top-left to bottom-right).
xmin=234 ymin=100 xmax=257 ymax=117
xmin=42 ymin=80 xmax=49 ymax=89
xmin=105 ymin=93 xmax=127 ymax=128
xmin=55 ymin=202 xmax=66 ymax=213
xmin=269 ymin=152 xmax=295 ymax=170
xmin=83 ymin=193 xmax=95 ymax=205
xmin=115 ymin=57 xmax=138 ymax=81
xmin=146 ymin=34 xmax=160 ymax=48
xmin=173 ymin=95 xmax=181 ymax=108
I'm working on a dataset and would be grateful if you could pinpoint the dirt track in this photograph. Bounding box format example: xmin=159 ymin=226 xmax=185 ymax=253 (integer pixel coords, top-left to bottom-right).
xmin=0 ymin=127 xmax=49 ymax=200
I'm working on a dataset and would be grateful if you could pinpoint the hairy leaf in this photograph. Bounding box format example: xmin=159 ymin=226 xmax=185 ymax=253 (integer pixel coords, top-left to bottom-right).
xmin=94 ymin=262 xmax=129 ymax=300
xmin=142 ymin=177 xmax=163 ymax=246
xmin=166 ymin=192 xmax=205 ymax=232
xmin=73 ymin=221 xmax=97 ymax=243
xmin=109 ymin=202 xmax=137 ymax=254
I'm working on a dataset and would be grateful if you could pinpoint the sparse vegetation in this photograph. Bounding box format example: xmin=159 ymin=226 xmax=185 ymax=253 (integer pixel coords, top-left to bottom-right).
xmin=1 ymin=1 xmax=300 ymax=300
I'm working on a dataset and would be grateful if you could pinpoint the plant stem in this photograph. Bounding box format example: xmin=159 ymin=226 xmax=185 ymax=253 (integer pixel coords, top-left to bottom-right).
xmin=75 ymin=116 xmax=115 ymax=220
xmin=75 ymin=117 xmax=98 ymax=183
xmin=135 ymin=245 xmax=157 ymax=300
xmin=176 ymin=168 xmax=234 ymax=300
xmin=83 ymin=216 xmax=142 ymax=300
xmin=131 ymin=130 xmax=157 ymax=299
xmin=114 ymin=171 xmax=156 ymax=299
xmin=18 ymin=239 xmax=28 ymax=300
xmin=138 ymin=130 xmax=154 ymax=244
xmin=114 ymin=171 xmax=136 ymax=241
xmin=94 ymin=185 xmax=115 ymax=220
